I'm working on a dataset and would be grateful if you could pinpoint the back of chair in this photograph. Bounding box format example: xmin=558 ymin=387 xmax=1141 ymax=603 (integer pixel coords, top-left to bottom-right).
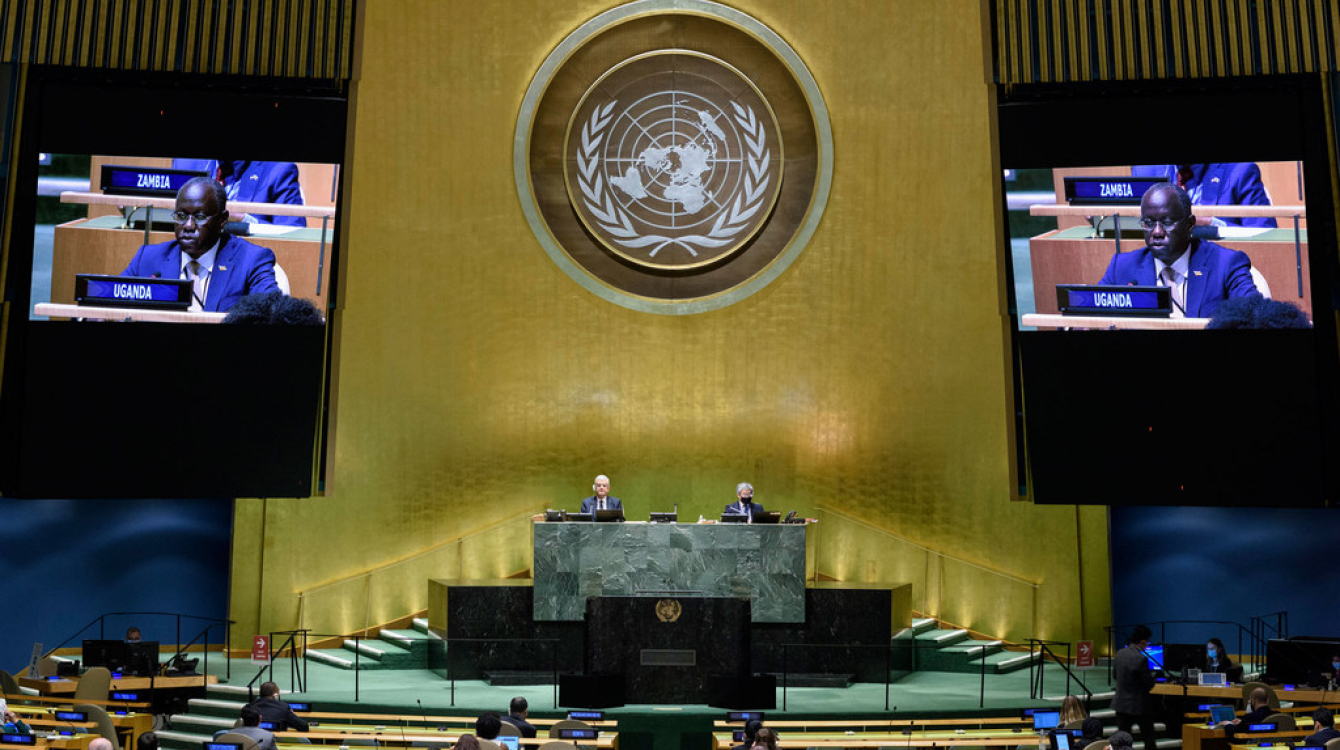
xmin=1324 ymin=737 xmax=1340 ymax=750
xmin=1062 ymin=720 xmax=1086 ymax=730
xmin=36 ymin=657 xmax=57 ymax=677
xmin=1082 ymin=740 xmax=1109 ymax=750
xmin=1240 ymin=681 xmax=1280 ymax=709
xmin=547 ymin=719 xmax=593 ymax=739
xmin=538 ymin=743 xmax=574 ymax=750
xmin=216 ymin=732 xmax=261 ymax=750
xmin=496 ymin=721 xmax=521 ymax=738
xmin=74 ymin=667 xmax=112 ymax=703
xmin=0 ymin=669 xmax=21 ymax=695
xmin=1262 ymin=713 xmax=1295 ymax=731
xmin=75 ymin=703 xmax=122 ymax=750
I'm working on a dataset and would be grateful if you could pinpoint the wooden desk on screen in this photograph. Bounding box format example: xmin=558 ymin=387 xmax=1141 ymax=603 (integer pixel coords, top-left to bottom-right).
xmin=1025 ymin=204 xmax=1310 ymax=319
xmin=48 ymin=215 xmax=332 ymax=311
xmin=1020 ymin=314 xmax=1209 ymax=330
xmin=33 ymin=304 xmax=226 ymax=323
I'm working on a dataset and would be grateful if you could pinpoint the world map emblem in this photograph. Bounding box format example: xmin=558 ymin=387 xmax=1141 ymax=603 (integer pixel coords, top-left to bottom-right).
xmin=565 ymin=52 xmax=784 ymax=271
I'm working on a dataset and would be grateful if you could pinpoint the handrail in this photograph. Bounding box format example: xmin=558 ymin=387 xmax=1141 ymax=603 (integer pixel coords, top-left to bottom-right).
xmin=1027 ymin=639 xmax=1093 ymax=705
xmin=1105 ymin=618 xmax=1271 ymax=684
xmin=41 ymin=610 xmax=235 ymax=679
xmin=816 ymin=508 xmax=1040 ymax=588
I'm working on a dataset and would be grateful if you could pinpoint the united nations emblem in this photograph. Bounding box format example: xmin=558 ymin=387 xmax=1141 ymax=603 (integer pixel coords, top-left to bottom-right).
xmin=655 ymin=598 xmax=683 ymax=623
xmin=565 ymin=52 xmax=783 ymax=270
xmin=516 ymin=0 xmax=833 ymax=314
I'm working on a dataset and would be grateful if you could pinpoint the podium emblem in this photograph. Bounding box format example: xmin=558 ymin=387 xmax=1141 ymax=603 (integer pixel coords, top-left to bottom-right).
xmin=655 ymin=599 xmax=683 ymax=623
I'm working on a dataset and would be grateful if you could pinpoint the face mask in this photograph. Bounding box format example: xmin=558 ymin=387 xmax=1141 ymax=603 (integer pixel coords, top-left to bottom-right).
xmin=1332 ymin=661 xmax=1340 ymax=670
xmin=1207 ymin=648 xmax=1217 ymax=657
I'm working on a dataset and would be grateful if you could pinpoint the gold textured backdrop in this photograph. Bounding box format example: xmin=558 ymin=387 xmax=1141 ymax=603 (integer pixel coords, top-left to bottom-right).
xmin=229 ymin=0 xmax=1112 ymax=650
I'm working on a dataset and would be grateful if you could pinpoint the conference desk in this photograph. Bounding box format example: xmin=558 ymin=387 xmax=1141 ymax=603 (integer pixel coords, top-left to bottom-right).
xmin=32 ymin=304 xmax=226 ymax=324
xmin=711 ymin=728 xmax=1054 ymax=749
xmin=1151 ymin=682 xmax=1337 ymax=702
xmin=286 ymin=730 xmax=617 ymax=748
xmin=1178 ymin=725 xmax=1309 ymax=750
xmin=46 ymin=214 xmax=333 ymax=313
xmin=1020 ymin=314 xmax=1209 ymax=330
xmin=17 ymin=674 xmax=216 ymax=696
xmin=532 ymin=521 xmax=807 ymax=623
xmin=1023 ymin=224 xmax=1311 ymax=321
xmin=0 ymin=734 xmax=96 ymax=750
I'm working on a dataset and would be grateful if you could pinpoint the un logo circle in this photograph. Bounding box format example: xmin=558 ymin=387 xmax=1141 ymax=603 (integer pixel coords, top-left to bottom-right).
xmin=516 ymin=0 xmax=833 ymax=314
xmin=565 ymin=52 xmax=783 ymax=271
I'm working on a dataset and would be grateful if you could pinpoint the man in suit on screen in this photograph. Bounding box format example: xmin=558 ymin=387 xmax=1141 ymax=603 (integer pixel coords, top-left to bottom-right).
xmin=173 ymin=159 xmax=307 ymax=227
xmin=1098 ymin=183 xmax=1260 ymax=318
xmin=1130 ymin=163 xmax=1276 ymax=228
xmin=121 ymin=177 xmax=280 ymax=313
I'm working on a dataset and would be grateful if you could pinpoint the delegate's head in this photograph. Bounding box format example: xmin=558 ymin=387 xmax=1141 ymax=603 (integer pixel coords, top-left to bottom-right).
xmin=240 ymin=705 xmax=261 ymax=728
xmin=1332 ymin=652 xmax=1340 ymax=670
xmin=1206 ymin=638 xmax=1226 ymax=659
xmin=1081 ymin=717 xmax=1104 ymax=740
xmin=1107 ymin=731 xmax=1134 ymax=750
xmin=736 ymin=482 xmax=754 ymax=500
xmin=743 ymin=719 xmax=763 ymax=740
xmin=1249 ymin=687 xmax=1269 ymax=708
xmin=751 ymin=727 xmax=779 ymax=750
xmin=136 ymin=732 xmax=158 ymax=750
xmin=223 ymin=292 xmax=325 ymax=325
xmin=259 ymin=681 xmax=280 ymax=698
xmin=1139 ymin=183 xmax=1194 ymax=265
xmin=126 ymin=626 xmax=142 ymax=643
xmin=1129 ymin=624 xmax=1152 ymax=647
xmin=593 ymin=475 xmax=610 ymax=498
xmin=89 ymin=740 xmax=114 ymax=750
xmin=454 ymin=735 xmax=481 ymax=750
xmin=1313 ymin=707 xmax=1334 ymax=728
xmin=174 ymin=176 xmax=228 ymax=260
xmin=509 ymin=696 xmax=527 ymax=716
xmin=475 ymin=711 xmax=501 ymax=740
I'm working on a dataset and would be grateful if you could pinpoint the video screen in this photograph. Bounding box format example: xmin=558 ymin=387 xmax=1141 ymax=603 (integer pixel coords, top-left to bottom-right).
xmin=1007 ymin=161 xmax=1312 ymax=330
xmin=32 ymin=155 xmax=336 ymax=323
xmin=0 ymin=69 xmax=345 ymax=498
xmin=998 ymin=77 xmax=1339 ymax=506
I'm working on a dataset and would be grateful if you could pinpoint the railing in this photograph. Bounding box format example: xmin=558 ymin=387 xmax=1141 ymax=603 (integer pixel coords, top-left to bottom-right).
xmin=293 ymin=510 xmax=535 ymax=639
xmin=812 ymin=509 xmax=1042 ymax=641
xmin=1027 ymin=639 xmax=1093 ymax=705
xmin=42 ymin=610 xmax=234 ymax=680
xmin=1105 ymin=619 xmax=1272 ymax=683
xmin=1249 ymin=611 xmax=1289 ymax=671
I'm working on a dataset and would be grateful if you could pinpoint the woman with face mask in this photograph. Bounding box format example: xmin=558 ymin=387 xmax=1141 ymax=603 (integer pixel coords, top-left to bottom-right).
xmin=1204 ymin=638 xmax=1233 ymax=673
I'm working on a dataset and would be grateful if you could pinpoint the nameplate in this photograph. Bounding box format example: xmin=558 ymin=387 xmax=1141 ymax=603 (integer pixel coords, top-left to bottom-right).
xmin=76 ymin=274 xmax=192 ymax=310
xmin=0 ymin=735 xmax=35 ymax=746
xmin=110 ymin=691 xmax=139 ymax=701
xmin=1056 ymin=284 xmax=1171 ymax=317
xmin=54 ymin=711 xmax=86 ymax=722
xmin=1064 ymin=176 xmax=1163 ymax=205
xmin=557 ymin=728 xmax=598 ymax=740
xmin=567 ymin=711 xmax=603 ymax=720
xmin=100 ymin=165 xmax=207 ymax=197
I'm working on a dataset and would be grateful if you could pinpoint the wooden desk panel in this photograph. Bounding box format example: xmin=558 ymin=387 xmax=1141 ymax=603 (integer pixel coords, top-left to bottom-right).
xmin=1027 ymin=230 xmax=1311 ymax=318
xmin=49 ymin=219 xmax=331 ymax=311
xmin=18 ymin=674 xmax=216 ymax=696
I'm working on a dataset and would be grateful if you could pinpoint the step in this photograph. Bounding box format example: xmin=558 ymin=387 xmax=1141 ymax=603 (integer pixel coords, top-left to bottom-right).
xmin=170 ymin=714 xmax=236 ymax=733
xmin=187 ymin=698 xmax=247 ymax=718
xmin=771 ymin=673 xmax=855 ymax=688
xmin=379 ymin=629 xmax=432 ymax=648
xmin=343 ymin=638 xmax=414 ymax=668
xmin=207 ymin=684 xmax=260 ymax=697
xmin=482 ymin=670 xmax=557 ymax=686
xmin=915 ymin=628 xmax=970 ymax=646
xmin=910 ymin=618 xmax=938 ymax=635
xmin=156 ymin=729 xmax=212 ymax=750
xmin=981 ymin=650 xmax=1040 ymax=674
xmin=304 ymin=649 xmax=361 ymax=670
xmin=412 ymin=618 xmax=431 ymax=634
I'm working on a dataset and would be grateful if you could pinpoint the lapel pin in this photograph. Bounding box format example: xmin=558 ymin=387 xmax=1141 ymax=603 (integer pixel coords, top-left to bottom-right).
xmin=218 ymin=265 xmax=227 ymax=271
xmin=1193 ymin=270 xmax=1202 ymax=276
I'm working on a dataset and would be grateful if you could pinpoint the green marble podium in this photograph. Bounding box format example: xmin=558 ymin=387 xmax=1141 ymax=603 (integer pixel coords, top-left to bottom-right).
xmin=532 ymin=521 xmax=806 ymax=623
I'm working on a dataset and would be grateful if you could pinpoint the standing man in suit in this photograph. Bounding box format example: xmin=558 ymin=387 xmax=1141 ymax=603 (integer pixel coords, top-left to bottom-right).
xmin=724 ymin=482 xmax=766 ymax=519
xmin=173 ymin=159 xmax=306 ymax=227
xmin=251 ymin=681 xmax=309 ymax=732
xmin=579 ymin=475 xmax=623 ymax=515
xmin=1113 ymin=625 xmax=1158 ymax=750
xmin=122 ymin=177 xmax=279 ymax=313
xmin=1099 ymin=183 xmax=1260 ymax=318
xmin=1131 ymin=163 xmax=1276 ymax=228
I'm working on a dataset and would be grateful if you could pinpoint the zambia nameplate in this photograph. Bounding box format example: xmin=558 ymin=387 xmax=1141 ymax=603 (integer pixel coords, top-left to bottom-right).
xmin=75 ymin=274 xmax=192 ymax=310
xmin=1056 ymin=284 xmax=1171 ymax=317
xmin=100 ymin=164 xmax=207 ymax=197
xmin=1064 ymin=176 xmax=1163 ymax=205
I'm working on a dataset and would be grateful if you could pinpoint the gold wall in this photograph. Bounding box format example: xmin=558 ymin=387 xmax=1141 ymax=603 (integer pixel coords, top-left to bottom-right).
xmin=229 ymin=0 xmax=1112 ymax=649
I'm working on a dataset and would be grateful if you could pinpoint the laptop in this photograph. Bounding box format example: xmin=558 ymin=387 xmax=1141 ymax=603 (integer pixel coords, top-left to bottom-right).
xmin=594 ymin=508 xmax=625 ymax=523
xmin=1032 ymin=710 xmax=1061 ymax=731
xmin=1208 ymin=705 xmax=1236 ymax=725
xmin=496 ymin=738 xmax=521 ymax=750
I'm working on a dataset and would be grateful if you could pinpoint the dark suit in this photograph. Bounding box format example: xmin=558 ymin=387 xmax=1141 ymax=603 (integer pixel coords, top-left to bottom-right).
xmin=233 ymin=726 xmax=277 ymax=750
xmin=579 ymin=496 xmax=622 ymax=514
xmin=1131 ymin=163 xmax=1276 ymax=228
xmin=173 ymin=159 xmax=306 ymax=227
xmin=1203 ymin=655 xmax=1234 ymax=673
xmin=251 ymin=696 xmax=309 ymax=732
xmin=1113 ymin=645 xmax=1157 ymax=750
xmin=1304 ymin=726 xmax=1340 ymax=746
xmin=504 ymin=715 xmax=536 ymax=738
xmin=121 ymin=235 xmax=280 ymax=312
xmin=723 ymin=500 xmax=766 ymax=517
xmin=1098 ymin=238 xmax=1259 ymax=318
xmin=1224 ymin=705 xmax=1273 ymax=737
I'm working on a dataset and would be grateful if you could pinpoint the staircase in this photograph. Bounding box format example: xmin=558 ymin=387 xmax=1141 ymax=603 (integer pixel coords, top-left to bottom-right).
xmin=304 ymin=618 xmax=436 ymax=671
xmin=155 ymin=682 xmax=252 ymax=750
xmin=896 ymin=617 xmax=1041 ymax=674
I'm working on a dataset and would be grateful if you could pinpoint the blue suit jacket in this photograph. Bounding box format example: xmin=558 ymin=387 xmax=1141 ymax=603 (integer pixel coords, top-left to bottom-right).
xmin=1130 ymin=163 xmax=1276 ymax=228
xmin=1098 ymin=239 xmax=1260 ymax=318
xmin=172 ymin=160 xmax=306 ymax=227
xmin=579 ymin=496 xmax=623 ymax=514
xmin=724 ymin=501 xmax=766 ymax=516
xmin=121 ymin=235 xmax=280 ymax=312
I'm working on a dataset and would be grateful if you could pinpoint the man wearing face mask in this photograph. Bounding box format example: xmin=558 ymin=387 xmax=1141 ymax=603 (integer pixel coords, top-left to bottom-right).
xmin=1321 ymin=653 xmax=1340 ymax=689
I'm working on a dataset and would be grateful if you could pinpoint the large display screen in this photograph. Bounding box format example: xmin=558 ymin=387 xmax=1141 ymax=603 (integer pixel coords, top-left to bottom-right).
xmin=0 ymin=69 xmax=346 ymax=498
xmin=1000 ymin=77 xmax=1339 ymax=506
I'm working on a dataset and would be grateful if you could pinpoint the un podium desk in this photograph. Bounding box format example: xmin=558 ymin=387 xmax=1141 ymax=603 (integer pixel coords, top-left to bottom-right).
xmin=532 ymin=521 xmax=806 ymax=624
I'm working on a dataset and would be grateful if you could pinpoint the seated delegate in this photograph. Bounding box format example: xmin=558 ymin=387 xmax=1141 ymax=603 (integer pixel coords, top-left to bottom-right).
xmin=724 ymin=482 xmax=766 ymax=519
xmin=1130 ymin=163 xmax=1276 ymax=228
xmin=173 ymin=159 xmax=306 ymax=227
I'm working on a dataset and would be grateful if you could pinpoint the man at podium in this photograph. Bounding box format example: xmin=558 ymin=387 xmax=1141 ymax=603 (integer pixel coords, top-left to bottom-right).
xmin=1098 ymin=183 xmax=1259 ymax=318
xmin=121 ymin=177 xmax=279 ymax=312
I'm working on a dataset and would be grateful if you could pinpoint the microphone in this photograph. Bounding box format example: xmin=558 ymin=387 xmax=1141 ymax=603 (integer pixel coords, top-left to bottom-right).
xmin=417 ymin=699 xmax=439 ymax=732
xmin=673 ymin=503 xmax=678 ymax=519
